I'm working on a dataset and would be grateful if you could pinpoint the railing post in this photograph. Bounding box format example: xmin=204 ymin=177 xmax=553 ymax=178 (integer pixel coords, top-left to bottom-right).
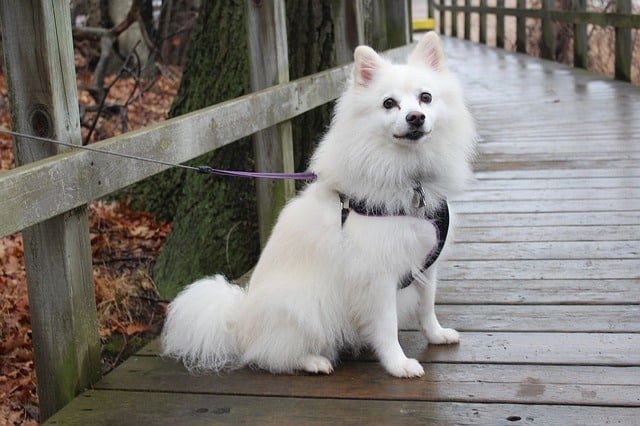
xmin=496 ymin=0 xmax=505 ymax=48
xmin=0 ymin=1 xmax=101 ymax=420
xmin=479 ymin=0 xmax=487 ymax=44
xmin=451 ymin=0 xmax=458 ymax=38
xmin=356 ymin=0 xmax=395 ymax=49
xmin=364 ymin=0 xmax=389 ymax=50
xmin=385 ymin=0 xmax=411 ymax=48
xmin=439 ymin=0 xmax=446 ymax=35
xmin=573 ymin=0 xmax=588 ymax=69
xmin=356 ymin=0 xmax=366 ymax=44
xmin=615 ymin=0 xmax=632 ymax=81
xmin=246 ymin=0 xmax=295 ymax=247
xmin=516 ymin=0 xmax=527 ymax=53
xmin=464 ymin=0 xmax=471 ymax=40
xmin=541 ymin=0 xmax=555 ymax=60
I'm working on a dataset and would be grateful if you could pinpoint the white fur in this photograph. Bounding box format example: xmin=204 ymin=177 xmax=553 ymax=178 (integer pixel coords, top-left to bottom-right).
xmin=162 ymin=33 xmax=476 ymax=378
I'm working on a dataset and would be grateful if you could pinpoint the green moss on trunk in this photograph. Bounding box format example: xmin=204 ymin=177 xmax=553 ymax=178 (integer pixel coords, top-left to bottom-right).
xmin=286 ymin=0 xmax=337 ymax=172
xmin=153 ymin=141 xmax=259 ymax=299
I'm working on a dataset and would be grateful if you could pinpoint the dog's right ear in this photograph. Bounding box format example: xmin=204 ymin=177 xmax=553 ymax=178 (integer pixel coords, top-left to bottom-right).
xmin=353 ymin=46 xmax=381 ymax=87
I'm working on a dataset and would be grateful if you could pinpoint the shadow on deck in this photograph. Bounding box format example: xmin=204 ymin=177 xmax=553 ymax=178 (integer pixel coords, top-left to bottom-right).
xmin=47 ymin=38 xmax=640 ymax=425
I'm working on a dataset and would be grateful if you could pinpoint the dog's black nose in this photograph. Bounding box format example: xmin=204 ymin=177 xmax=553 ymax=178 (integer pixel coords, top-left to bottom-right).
xmin=406 ymin=111 xmax=425 ymax=127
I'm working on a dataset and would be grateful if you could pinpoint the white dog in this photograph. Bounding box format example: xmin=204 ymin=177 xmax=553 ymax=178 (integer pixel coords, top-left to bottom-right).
xmin=162 ymin=32 xmax=476 ymax=378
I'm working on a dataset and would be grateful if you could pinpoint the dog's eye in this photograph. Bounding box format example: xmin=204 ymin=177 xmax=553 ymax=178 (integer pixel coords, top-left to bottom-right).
xmin=382 ymin=98 xmax=397 ymax=109
xmin=420 ymin=92 xmax=433 ymax=104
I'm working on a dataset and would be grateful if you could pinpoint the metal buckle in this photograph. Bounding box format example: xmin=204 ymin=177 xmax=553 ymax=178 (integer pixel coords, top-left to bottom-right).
xmin=413 ymin=184 xmax=426 ymax=208
xmin=339 ymin=193 xmax=350 ymax=226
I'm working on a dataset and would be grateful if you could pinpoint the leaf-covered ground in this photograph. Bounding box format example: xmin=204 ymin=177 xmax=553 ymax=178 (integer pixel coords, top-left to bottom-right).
xmin=0 ymin=66 xmax=181 ymax=424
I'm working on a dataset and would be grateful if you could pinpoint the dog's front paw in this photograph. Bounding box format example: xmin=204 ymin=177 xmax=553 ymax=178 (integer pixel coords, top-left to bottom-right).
xmin=423 ymin=326 xmax=460 ymax=345
xmin=299 ymin=355 xmax=334 ymax=375
xmin=383 ymin=357 xmax=424 ymax=378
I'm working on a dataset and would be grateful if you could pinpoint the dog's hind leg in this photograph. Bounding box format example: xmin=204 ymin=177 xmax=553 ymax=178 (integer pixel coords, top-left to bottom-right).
xmin=237 ymin=300 xmax=338 ymax=375
xmin=414 ymin=266 xmax=460 ymax=345
xmin=297 ymin=354 xmax=334 ymax=374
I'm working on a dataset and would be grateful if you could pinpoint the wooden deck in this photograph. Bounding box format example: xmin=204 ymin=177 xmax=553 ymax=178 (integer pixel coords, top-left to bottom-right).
xmin=46 ymin=38 xmax=640 ymax=425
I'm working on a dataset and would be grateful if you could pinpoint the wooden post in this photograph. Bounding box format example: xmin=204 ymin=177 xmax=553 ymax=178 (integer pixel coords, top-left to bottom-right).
xmin=573 ymin=0 xmax=588 ymax=69
xmin=496 ymin=0 xmax=505 ymax=48
xmin=357 ymin=0 xmax=388 ymax=50
xmin=451 ymin=0 xmax=458 ymax=38
xmin=479 ymin=0 xmax=487 ymax=44
xmin=439 ymin=0 xmax=446 ymax=35
xmin=427 ymin=0 xmax=440 ymax=33
xmin=355 ymin=0 xmax=369 ymax=45
xmin=614 ymin=0 xmax=632 ymax=81
xmin=541 ymin=0 xmax=555 ymax=60
xmin=464 ymin=0 xmax=471 ymax=40
xmin=0 ymin=1 xmax=101 ymax=420
xmin=246 ymin=0 xmax=295 ymax=247
xmin=516 ymin=0 xmax=527 ymax=53
xmin=385 ymin=0 xmax=411 ymax=48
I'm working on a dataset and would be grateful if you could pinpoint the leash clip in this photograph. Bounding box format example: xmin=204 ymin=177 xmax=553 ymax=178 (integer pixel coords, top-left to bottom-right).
xmin=340 ymin=195 xmax=350 ymax=226
xmin=412 ymin=184 xmax=426 ymax=208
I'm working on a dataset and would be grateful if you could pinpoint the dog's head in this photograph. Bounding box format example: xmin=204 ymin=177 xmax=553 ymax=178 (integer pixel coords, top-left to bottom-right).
xmin=312 ymin=33 xmax=476 ymax=203
xmin=350 ymin=33 xmax=450 ymax=146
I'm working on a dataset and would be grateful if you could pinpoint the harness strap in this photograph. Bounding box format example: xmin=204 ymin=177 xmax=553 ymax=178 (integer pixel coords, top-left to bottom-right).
xmin=339 ymin=193 xmax=401 ymax=224
xmin=338 ymin=193 xmax=449 ymax=289
xmin=398 ymin=201 xmax=449 ymax=289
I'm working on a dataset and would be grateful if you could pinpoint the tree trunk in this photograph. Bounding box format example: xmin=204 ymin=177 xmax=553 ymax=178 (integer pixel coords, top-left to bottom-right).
xmin=137 ymin=1 xmax=259 ymax=299
xmin=286 ymin=0 xmax=339 ymax=172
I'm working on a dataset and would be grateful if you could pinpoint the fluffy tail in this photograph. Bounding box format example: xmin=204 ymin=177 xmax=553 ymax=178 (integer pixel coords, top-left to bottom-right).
xmin=161 ymin=275 xmax=245 ymax=371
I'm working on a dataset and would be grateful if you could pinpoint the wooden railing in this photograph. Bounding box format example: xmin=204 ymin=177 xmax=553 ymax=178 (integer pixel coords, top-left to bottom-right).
xmin=0 ymin=0 xmax=412 ymax=420
xmin=429 ymin=0 xmax=639 ymax=81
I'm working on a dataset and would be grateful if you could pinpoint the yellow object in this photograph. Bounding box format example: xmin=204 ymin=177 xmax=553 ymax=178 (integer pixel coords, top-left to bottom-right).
xmin=412 ymin=18 xmax=435 ymax=31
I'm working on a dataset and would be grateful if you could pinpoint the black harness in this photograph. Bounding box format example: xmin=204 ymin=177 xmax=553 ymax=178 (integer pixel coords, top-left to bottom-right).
xmin=338 ymin=191 xmax=450 ymax=290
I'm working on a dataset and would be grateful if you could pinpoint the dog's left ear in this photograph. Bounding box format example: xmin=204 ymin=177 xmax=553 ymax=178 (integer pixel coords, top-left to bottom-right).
xmin=408 ymin=32 xmax=447 ymax=72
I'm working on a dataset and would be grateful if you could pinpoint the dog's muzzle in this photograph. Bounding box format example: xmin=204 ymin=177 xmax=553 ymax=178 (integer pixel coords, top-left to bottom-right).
xmin=394 ymin=111 xmax=428 ymax=141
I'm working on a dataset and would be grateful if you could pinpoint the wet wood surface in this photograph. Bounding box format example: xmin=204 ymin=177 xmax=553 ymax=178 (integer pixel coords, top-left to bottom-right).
xmin=47 ymin=38 xmax=640 ymax=425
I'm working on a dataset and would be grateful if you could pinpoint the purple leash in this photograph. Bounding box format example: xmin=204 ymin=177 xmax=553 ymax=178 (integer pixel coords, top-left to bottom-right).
xmin=0 ymin=127 xmax=318 ymax=182
xmin=196 ymin=166 xmax=317 ymax=181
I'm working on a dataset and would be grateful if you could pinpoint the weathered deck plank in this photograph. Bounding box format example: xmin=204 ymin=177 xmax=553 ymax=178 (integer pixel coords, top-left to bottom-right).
xmin=93 ymin=356 xmax=640 ymax=407
xmin=473 ymin=167 xmax=640 ymax=179
xmin=428 ymin=305 xmax=639 ymax=332
xmin=449 ymin=241 xmax=639 ymax=259
xmin=453 ymin=199 xmax=639 ymax=213
xmin=454 ymin=225 xmax=640 ymax=241
xmin=455 ymin=188 xmax=640 ymax=201
xmin=440 ymin=259 xmax=640 ymax=280
xmin=46 ymin=37 xmax=640 ymax=424
xmin=436 ymin=279 xmax=640 ymax=304
xmin=457 ymin=212 xmax=639 ymax=227
xmin=46 ymin=393 xmax=640 ymax=426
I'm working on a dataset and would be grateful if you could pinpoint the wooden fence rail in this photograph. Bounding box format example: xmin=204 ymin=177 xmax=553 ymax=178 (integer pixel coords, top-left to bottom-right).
xmin=429 ymin=0 xmax=639 ymax=81
xmin=0 ymin=44 xmax=417 ymax=240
